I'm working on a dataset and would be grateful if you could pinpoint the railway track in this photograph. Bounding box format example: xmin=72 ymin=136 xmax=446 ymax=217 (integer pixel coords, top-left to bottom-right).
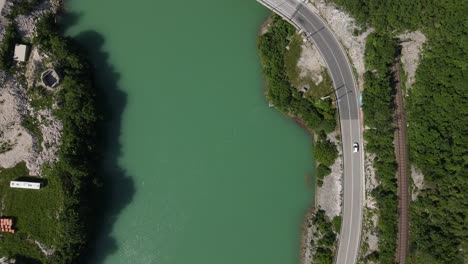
xmin=393 ymin=60 xmax=409 ymax=264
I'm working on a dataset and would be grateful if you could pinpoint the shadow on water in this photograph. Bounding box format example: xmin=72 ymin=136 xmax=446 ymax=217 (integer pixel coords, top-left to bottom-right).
xmin=61 ymin=12 xmax=135 ymax=263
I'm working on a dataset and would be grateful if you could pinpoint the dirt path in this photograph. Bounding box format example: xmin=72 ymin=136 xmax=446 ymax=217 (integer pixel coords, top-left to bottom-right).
xmin=392 ymin=59 xmax=409 ymax=264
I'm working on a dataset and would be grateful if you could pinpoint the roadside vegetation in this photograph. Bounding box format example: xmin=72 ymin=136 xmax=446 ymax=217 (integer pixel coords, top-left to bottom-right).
xmin=0 ymin=12 xmax=100 ymax=263
xmin=308 ymin=210 xmax=342 ymax=264
xmin=257 ymin=15 xmax=339 ymax=264
xmin=257 ymin=15 xmax=337 ymax=134
xmin=330 ymin=0 xmax=468 ymax=262
xmin=362 ymin=32 xmax=399 ymax=263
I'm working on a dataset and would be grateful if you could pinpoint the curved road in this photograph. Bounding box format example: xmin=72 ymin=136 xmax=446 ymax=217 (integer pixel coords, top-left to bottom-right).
xmin=256 ymin=1 xmax=364 ymax=263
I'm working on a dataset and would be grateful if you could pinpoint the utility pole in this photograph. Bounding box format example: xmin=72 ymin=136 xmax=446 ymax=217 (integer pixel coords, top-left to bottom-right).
xmin=320 ymin=84 xmax=345 ymax=100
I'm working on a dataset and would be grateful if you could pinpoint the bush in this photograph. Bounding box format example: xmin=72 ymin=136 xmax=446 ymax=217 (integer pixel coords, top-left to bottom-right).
xmin=314 ymin=139 xmax=338 ymax=167
xmin=316 ymin=164 xmax=331 ymax=187
xmin=0 ymin=24 xmax=18 ymax=71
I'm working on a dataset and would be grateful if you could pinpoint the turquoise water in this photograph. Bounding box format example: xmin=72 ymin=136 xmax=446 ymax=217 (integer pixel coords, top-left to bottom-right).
xmin=66 ymin=0 xmax=314 ymax=263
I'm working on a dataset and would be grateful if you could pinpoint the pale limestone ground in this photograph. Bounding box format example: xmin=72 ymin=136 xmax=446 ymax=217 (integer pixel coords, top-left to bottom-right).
xmin=15 ymin=0 xmax=53 ymax=39
xmin=0 ymin=76 xmax=34 ymax=168
xmin=411 ymin=165 xmax=425 ymax=201
xmin=359 ymin=152 xmax=379 ymax=260
xmin=0 ymin=0 xmax=5 ymax=15
xmin=0 ymin=74 xmax=62 ymax=176
xmin=297 ymin=40 xmax=326 ymax=86
xmin=398 ymin=31 xmax=426 ymax=90
xmin=302 ymin=209 xmax=316 ymax=264
xmin=316 ymin=131 xmax=342 ymax=219
xmin=302 ymin=131 xmax=343 ymax=264
xmin=34 ymin=240 xmax=55 ymax=257
xmin=27 ymin=108 xmax=62 ymax=175
xmin=308 ymin=0 xmax=373 ymax=90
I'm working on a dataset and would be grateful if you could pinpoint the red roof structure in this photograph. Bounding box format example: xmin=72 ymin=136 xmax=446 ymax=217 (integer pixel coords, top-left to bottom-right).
xmin=0 ymin=218 xmax=15 ymax=233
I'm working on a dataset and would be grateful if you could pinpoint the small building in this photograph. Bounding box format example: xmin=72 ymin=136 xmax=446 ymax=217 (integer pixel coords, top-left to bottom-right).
xmin=10 ymin=181 xmax=41 ymax=190
xmin=13 ymin=44 xmax=28 ymax=62
xmin=41 ymin=69 xmax=60 ymax=88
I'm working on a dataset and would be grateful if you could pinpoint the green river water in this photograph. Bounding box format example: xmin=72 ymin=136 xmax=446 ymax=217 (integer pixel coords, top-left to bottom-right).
xmin=65 ymin=0 xmax=315 ymax=263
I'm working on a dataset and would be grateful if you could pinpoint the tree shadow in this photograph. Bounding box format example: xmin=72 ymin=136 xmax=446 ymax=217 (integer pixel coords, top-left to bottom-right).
xmin=62 ymin=14 xmax=136 ymax=263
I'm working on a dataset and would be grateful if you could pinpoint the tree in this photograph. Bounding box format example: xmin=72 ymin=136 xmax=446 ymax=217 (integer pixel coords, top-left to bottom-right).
xmin=314 ymin=139 xmax=338 ymax=167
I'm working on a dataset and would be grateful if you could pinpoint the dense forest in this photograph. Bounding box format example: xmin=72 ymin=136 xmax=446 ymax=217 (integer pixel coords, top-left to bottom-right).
xmin=330 ymin=0 xmax=468 ymax=263
xmin=362 ymin=32 xmax=399 ymax=263
xmin=0 ymin=11 xmax=100 ymax=262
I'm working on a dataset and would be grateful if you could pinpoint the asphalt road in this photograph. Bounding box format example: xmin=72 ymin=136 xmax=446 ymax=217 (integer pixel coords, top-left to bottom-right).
xmin=256 ymin=1 xmax=364 ymax=263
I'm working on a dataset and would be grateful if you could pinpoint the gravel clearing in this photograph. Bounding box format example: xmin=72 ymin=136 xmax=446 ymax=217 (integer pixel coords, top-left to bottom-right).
xmin=316 ymin=131 xmax=342 ymax=219
xmin=308 ymin=0 xmax=373 ymax=89
xmin=26 ymin=108 xmax=62 ymax=176
xmin=297 ymin=40 xmax=326 ymax=85
xmin=0 ymin=73 xmax=62 ymax=176
xmin=398 ymin=31 xmax=426 ymax=90
xmin=0 ymin=73 xmax=34 ymax=169
xmin=14 ymin=1 xmax=53 ymax=39
xmin=410 ymin=165 xmax=425 ymax=201
xmin=358 ymin=152 xmax=380 ymax=260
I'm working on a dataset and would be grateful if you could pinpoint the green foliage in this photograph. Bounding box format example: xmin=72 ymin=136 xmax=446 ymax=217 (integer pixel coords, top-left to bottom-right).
xmin=311 ymin=209 xmax=337 ymax=264
xmin=284 ymin=34 xmax=302 ymax=86
xmin=365 ymin=33 xmax=397 ymax=74
xmin=361 ymin=33 xmax=398 ymax=263
xmin=314 ymin=138 xmax=338 ymax=167
xmin=8 ymin=0 xmax=44 ymax=17
xmin=28 ymin=86 xmax=54 ymax=111
xmin=257 ymin=15 xmax=336 ymax=132
xmin=0 ymin=163 xmax=65 ymax=262
xmin=316 ymin=164 xmax=331 ymax=187
xmin=331 ymin=0 xmax=468 ymax=262
xmin=21 ymin=114 xmax=43 ymax=151
xmin=0 ymin=24 xmax=19 ymax=71
xmin=332 ymin=216 xmax=342 ymax=233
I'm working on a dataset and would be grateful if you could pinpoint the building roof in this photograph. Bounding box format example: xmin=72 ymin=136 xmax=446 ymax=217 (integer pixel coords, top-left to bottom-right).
xmin=13 ymin=44 xmax=28 ymax=62
xmin=10 ymin=181 xmax=41 ymax=190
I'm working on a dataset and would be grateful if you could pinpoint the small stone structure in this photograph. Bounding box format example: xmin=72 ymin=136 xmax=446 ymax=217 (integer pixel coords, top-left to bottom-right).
xmin=41 ymin=69 xmax=60 ymax=88
xmin=13 ymin=44 xmax=28 ymax=62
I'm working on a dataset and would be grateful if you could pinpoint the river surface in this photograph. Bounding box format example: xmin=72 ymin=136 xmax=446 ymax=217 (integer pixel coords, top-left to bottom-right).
xmin=66 ymin=0 xmax=314 ymax=263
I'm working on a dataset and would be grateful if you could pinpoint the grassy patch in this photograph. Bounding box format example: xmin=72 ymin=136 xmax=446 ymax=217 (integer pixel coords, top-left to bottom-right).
xmin=332 ymin=216 xmax=342 ymax=232
xmin=28 ymin=86 xmax=54 ymax=111
xmin=304 ymin=71 xmax=334 ymax=99
xmin=21 ymin=114 xmax=43 ymax=152
xmin=284 ymin=33 xmax=303 ymax=86
xmin=0 ymin=162 xmax=65 ymax=261
xmin=283 ymin=33 xmax=334 ymax=99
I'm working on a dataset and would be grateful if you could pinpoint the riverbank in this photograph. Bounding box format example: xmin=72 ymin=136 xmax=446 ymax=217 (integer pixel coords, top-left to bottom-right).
xmin=0 ymin=0 xmax=99 ymax=262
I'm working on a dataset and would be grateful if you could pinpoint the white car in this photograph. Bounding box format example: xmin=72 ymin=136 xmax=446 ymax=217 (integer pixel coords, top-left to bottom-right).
xmin=353 ymin=143 xmax=359 ymax=153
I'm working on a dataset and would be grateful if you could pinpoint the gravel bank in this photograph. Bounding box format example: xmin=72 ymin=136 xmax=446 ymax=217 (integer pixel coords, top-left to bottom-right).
xmin=398 ymin=31 xmax=426 ymax=91
xmin=316 ymin=131 xmax=342 ymax=219
xmin=308 ymin=0 xmax=373 ymax=89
